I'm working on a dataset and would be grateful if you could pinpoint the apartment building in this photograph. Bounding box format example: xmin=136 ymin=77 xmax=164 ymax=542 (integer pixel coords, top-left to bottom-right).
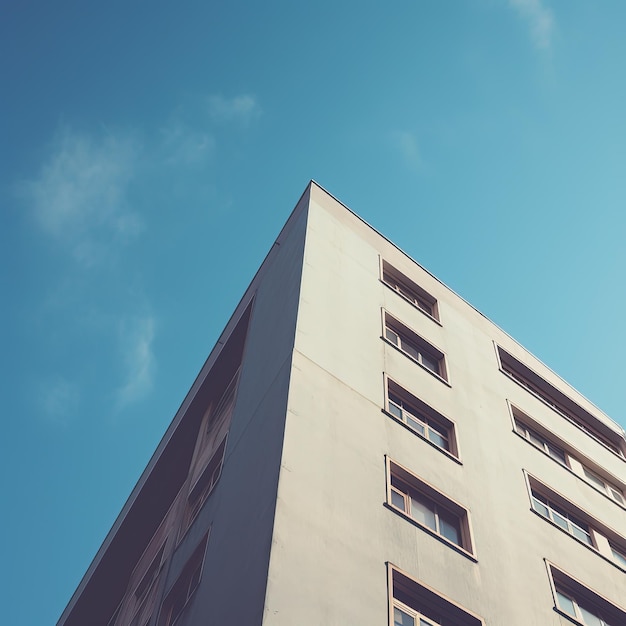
xmin=57 ymin=182 xmax=626 ymax=626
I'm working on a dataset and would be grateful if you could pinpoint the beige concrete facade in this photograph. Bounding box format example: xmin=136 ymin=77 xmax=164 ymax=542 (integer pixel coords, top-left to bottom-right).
xmin=58 ymin=182 xmax=626 ymax=626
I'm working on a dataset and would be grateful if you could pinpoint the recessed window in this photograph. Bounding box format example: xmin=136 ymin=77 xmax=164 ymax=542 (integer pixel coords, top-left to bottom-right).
xmin=386 ymin=379 xmax=457 ymax=456
xmin=531 ymin=490 xmax=593 ymax=545
xmin=181 ymin=436 xmax=227 ymax=536
xmin=203 ymin=370 xmax=239 ymax=453
xmin=550 ymin=565 xmax=625 ymax=626
xmin=384 ymin=313 xmax=447 ymax=380
xmin=390 ymin=566 xmax=483 ymax=626
xmin=514 ymin=416 xmax=567 ymax=465
xmin=582 ymin=467 xmax=625 ymax=506
xmin=159 ymin=532 xmax=209 ymax=626
xmin=388 ymin=460 xmax=473 ymax=555
xmin=512 ymin=406 xmax=626 ymax=508
xmin=382 ymin=260 xmax=439 ymax=321
xmin=529 ymin=477 xmax=626 ymax=569
xmin=498 ymin=347 xmax=624 ymax=458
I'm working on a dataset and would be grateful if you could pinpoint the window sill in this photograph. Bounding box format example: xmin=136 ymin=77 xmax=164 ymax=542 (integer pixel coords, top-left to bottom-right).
xmin=381 ymin=279 xmax=442 ymax=326
xmin=383 ymin=409 xmax=462 ymax=465
xmin=384 ymin=502 xmax=477 ymax=562
xmin=530 ymin=508 xmax=626 ymax=574
xmin=383 ymin=337 xmax=451 ymax=387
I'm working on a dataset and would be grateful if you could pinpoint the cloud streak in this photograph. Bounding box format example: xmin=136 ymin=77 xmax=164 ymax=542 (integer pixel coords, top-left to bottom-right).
xmin=509 ymin=0 xmax=554 ymax=50
xmin=208 ymin=94 xmax=261 ymax=124
xmin=23 ymin=127 xmax=142 ymax=267
xmin=160 ymin=120 xmax=216 ymax=166
xmin=116 ymin=315 xmax=157 ymax=408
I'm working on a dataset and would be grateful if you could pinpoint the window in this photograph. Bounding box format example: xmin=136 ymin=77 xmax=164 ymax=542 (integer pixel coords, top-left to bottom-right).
xmin=203 ymin=369 xmax=239 ymax=453
xmin=390 ymin=566 xmax=483 ymax=626
xmin=384 ymin=313 xmax=447 ymax=380
xmin=387 ymin=460 xmax=473 ymax=555
xmin=514 ymin=416 xmax=567 ymax=465
xmin=498 ymin=347 xmax=624 ymax=458
xmin=549 ymin=565 xmax=625 ymax=626
xmin=529 ymin=476 xmax=626 ymax=569
xmin=134 ymin=543 xmax=166 ymax=605
xmin=382 ymin=260 xmax=439 ymax=320
xmin=556 ymin=587 xmax=616 ymax=625
xmin=531 ymin=490 xmax=593 ymax=545
xmin=182 ymin=436 xmax=227 ymax=535
xmin=159 ymin=532 xmax=209 ymax=626
xmin=127 ymin=542 xmax=167 ymax=626
xmin=386 ymin=379 xmax=456 ymax=456
xmin=582 ymin=467 xmax=625 ymax=506
xmin=512 ymin=406 xmax=626 ymax=508
xmin=394 ymin=603 xmax=441 ymax=626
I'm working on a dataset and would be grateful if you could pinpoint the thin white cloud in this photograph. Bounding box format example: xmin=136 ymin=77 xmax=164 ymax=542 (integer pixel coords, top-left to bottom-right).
xmin=390 ymin=131 xmax=422 ymax=172
xmin=40 ymin=377 xmax=80 ymax=424
xmin=207 ymin=94 xmax=261 ymax=124
xmin=116 ymin=315 xmax=156 ymax=408
xmin=22 ymin=127 xmax=142 ymax=267
xmin=509 ymin=0 xmax=554 ymax=50
xmin=160 ymin=120 xmax=216 ymax=165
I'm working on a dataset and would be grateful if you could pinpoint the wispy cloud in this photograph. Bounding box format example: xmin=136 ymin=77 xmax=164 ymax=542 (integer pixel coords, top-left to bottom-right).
xmin=390 ymin=131 xmax=422 ymax=172
xmin=509 ymin=0 xmax=554 ymax=50
xmin=208 ymin=94 xmax=261 ymax=124
xmin=40 ymin=377 xmax=80 ymax=424
xmin=160 ymin=120 xmax=215 ymax=166
xmin=22 ymin=127 xmax=142 ymax=267
xmin=116 ymin=315 xmax=157 ymax=408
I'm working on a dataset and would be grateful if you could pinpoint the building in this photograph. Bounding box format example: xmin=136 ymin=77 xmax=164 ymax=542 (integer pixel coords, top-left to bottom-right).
xmin=57 ymin=182 xmax=626 ymax=626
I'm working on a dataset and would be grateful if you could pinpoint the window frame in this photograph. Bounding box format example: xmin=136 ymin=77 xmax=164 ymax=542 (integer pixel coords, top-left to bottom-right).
xmin=497 ymin=345 xmax=625 ymax=459
xmin=510 ymin=404 xmax=626 ymax=511
xmin=527 ymin=473 xmax=626 ymax=571
xmin=386 ymin=458 xmax=475 ymax=559
xmin=179 ymin=435 xmax=228 ymax=541
xmin=158 ymin=531 xmax=210 ymax=626
xmin=582 ymin=467 xmax=625 ymax=506
xmin=388 ymin=564 xmax=485 ymax=626
xmin=547 ymin=563 xmax=626 ymax=626
xmin=513 ymin=413 xmax=568 ymax=466
xmin=383 ymin=312 xmax=449 ymax=383
xmin=381 ymin=259 xmax=440 ymax=323
xmin=203 ymin=368 xmax=240 ymax=452
xmin=384 ymin=377 xmax=459 ymax=460
xmin=531 ymin=490 xmax=594 ymax=546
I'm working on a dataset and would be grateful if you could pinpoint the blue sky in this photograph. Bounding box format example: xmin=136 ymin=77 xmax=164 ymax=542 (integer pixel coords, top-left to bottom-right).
xmin=2 ymin=2 xmax=625 ymax=624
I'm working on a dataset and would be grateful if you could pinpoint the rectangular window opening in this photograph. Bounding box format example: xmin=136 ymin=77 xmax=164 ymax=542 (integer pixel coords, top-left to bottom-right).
xmin=549 ymin=565 xmax=626 ymax=626
xmin=498 ymin=347 xmax=624 ymax=458
xmin=384 ymin=313 xmax=447 ymax=381
xmin=513 ymin=410 xmax=568 ymax=466
xmin=390 ymin=566 xmax=483 ymax=626
xmin=529 ymin=476 xmax=626 ymax=569
xmin=386 ymin=379 xmax=457 ymax=457
xmin=181 ymin=436 xmax=228 ymax=537
xmin=388 ymin=460 xmax=473 ymax=555
xmin=159 ymin=531 xmax=210 ymax=626
xmin=382 ymin=260 xmax=439 ymax=321
xmin=513 ymin=406 xmax=626 ymax=508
